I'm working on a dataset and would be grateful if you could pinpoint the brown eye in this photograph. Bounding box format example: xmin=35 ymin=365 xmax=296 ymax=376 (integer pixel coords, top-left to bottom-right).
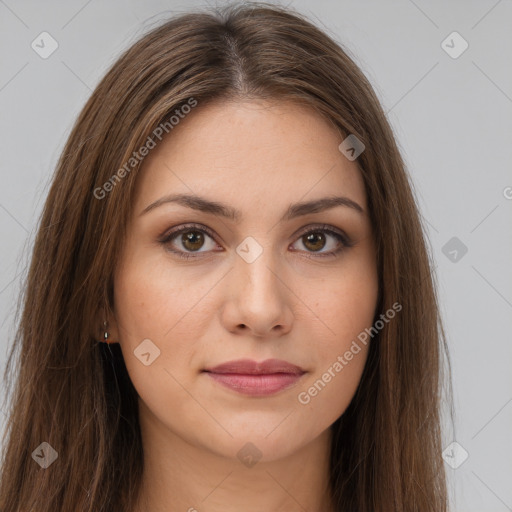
xmin=159 ymin=224 xmax=219 ymax=259
xmin=290 ymin=225 xmax=353 ymax=259
xmin=181 ymin=230 xmax=205 ymax=251
xmin=302 ymin=232 xmax=327 ymax=252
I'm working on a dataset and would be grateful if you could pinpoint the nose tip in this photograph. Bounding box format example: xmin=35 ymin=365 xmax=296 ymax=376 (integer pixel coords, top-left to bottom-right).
xmin=222 ymin=250 xmax=294 ymax=338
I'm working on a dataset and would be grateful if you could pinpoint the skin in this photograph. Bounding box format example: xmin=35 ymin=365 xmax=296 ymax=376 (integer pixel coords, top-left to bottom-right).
xmin=109 ymin=99 xmax=379 ymax=512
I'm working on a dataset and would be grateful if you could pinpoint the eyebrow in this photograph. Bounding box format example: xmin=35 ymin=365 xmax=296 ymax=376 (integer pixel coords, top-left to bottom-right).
xmin=140 ymin=193 xmax=364 ymax=221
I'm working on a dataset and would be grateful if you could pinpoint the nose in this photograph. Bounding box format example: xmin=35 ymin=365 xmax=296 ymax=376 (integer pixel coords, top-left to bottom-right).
xmin=220 ymin=246 xmax=294 ymax=338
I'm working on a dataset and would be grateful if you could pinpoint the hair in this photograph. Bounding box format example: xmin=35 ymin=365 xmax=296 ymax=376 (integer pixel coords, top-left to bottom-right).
xmin=0 ymin=2 xmax=452 ymax=511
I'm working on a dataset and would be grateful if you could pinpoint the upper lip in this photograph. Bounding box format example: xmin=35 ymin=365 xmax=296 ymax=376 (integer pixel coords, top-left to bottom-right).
xmin=204 ymin=358 xmax=305 ymax=375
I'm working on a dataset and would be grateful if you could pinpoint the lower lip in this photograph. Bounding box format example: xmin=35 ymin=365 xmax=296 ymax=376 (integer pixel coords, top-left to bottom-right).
xmin=204 ymin=372 xmax=304 ymax=396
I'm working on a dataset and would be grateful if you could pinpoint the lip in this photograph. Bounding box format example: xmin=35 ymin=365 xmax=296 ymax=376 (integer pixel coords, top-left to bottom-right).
xmin=204 ymin=358 xmax=305 ymax=375
xmin=203 ymin=358 xmax=306 ymax=396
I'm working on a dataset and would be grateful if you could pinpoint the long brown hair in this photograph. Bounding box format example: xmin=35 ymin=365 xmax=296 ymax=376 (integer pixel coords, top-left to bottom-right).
xmin=0 ymin=2 xmax=452 ymax=510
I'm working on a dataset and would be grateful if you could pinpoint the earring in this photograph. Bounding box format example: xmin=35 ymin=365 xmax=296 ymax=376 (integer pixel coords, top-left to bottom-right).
xmin=102 ymin=321 xmax=111 ymax=344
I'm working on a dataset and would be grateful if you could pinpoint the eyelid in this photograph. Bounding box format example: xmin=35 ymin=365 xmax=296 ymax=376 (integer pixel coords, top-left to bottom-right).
xmin=158 ymin=222 xmax=220 ymax=244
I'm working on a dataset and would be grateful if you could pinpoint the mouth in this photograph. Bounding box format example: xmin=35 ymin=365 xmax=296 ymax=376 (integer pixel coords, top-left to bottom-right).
xmin=202 ymin=358 xmax=306 ymax=396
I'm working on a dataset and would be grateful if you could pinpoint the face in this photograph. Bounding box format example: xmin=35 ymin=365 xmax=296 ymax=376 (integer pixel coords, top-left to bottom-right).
xmin=112 ymin=99 xmax=378 ymax=462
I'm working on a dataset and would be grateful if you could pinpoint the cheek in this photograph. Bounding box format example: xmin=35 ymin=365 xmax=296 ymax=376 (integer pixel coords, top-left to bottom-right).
xmin=294 ymin=347 xmax=368 ymax=445
xmin=307 ymin=251 xmax=378 ymax=352
xmin=112 ymin=256 xmax=217 ymax=394
xmin=114 ymin=253 xmax=214 ymax=340
xmin=112 ymin=260 xmax=213 ymax=423
xmin=294 ymin=305 xmax=373 ymax=440
xmin=294 ymin=253 xmax=377 ymax=421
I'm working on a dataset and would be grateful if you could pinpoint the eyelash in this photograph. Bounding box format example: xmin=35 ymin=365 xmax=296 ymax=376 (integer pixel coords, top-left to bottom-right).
xmin=158 ymin=223 xmax=354 ymax=261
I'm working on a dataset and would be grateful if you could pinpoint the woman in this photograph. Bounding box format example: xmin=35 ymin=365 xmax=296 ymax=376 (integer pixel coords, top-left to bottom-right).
xmin=0 ymin=2 xmax=451 ymax=511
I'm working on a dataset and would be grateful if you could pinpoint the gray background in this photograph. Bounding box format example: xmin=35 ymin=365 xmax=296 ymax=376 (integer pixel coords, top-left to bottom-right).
xmin=1 ymin=1 xmax=511 ymax=510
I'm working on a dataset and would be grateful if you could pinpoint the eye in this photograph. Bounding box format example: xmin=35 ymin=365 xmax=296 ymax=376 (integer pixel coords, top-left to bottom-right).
xmin=158 ymin=223 xmax=220 ymax=260
xmin=158 ymin=223 xmax=353 ymax=260
xmin=289 ymin=224 xmax=353 ymax=259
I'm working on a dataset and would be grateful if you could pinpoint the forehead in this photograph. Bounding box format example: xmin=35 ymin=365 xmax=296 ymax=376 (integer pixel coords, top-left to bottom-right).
xmin=134 ymin=99 xmax=368 ymax=216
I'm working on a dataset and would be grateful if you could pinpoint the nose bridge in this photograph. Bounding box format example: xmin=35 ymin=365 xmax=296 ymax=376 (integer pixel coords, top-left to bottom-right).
xmin=227 ymin=235 xmax=292 ymax=336
xmin=235 ymin=236 xmax=281 ymax=301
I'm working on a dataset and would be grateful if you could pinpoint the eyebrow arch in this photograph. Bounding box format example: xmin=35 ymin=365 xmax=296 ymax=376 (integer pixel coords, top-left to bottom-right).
xmin=140 ymin=193 xmax=364 ymax=221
